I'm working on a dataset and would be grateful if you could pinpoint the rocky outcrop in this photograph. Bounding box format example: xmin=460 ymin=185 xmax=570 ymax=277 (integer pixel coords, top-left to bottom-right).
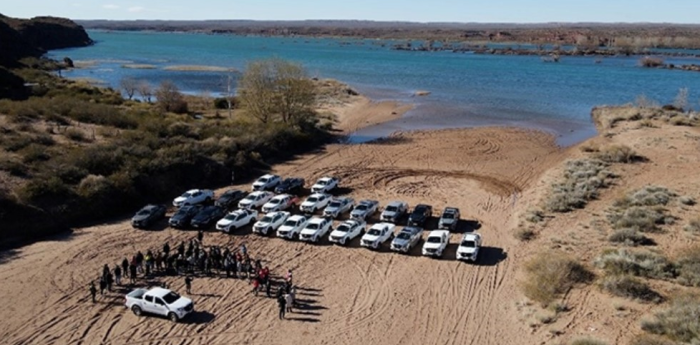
xmin=0 ymin=14 xmax=92 ymax=67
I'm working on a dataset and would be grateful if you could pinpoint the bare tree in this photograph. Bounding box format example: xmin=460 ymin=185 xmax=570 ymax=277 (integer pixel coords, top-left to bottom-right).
xmin=155 ymin=80 xmax=187 ymax=114
xmin=673 ymin=87 xmax=689 ymax=112
xmin=137 ymin=81 xmax=153 ymax=103
xmin=238 ymin=58 xmax=316 ymax=124
xmin=120 ymin=77 xmax=138 ymax=100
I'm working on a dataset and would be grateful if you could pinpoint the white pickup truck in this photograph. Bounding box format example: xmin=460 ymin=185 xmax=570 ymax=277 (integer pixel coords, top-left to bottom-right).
xmin=173 ymin=189 xmax=214 ymax=208
xmin=125 ymin=287 xmax=194 ymax=322
xmin=422 ymin=230 xmax=450 ymax=258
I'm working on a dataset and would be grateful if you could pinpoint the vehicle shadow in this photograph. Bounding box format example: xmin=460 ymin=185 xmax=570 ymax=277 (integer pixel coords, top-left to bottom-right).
xmin=181 ymin=311 xmax=216 ymax=325
xmin=332 ymin=187 xmax=355 ymax=196
xmin=453 ymin=220 xmax=482 ymax=234
xmin=473 ymin=247 xmax=508 ymax=266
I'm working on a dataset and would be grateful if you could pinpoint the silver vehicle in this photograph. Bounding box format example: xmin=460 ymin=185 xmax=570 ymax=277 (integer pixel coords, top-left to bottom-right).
xmin=329 ymin=219 xmax=366 ymax=246
xmin=323 ymin=197 xmax=355 ymax=218
xmin=390 ymin=226 xmax=423 ymax=253
xmin=380 ymin=201 xmax=409 ymax=223
xmin=350 ymin=200 xmax=379 ymax=221
xmin=438 ymin=207 xmax=461 ymax=231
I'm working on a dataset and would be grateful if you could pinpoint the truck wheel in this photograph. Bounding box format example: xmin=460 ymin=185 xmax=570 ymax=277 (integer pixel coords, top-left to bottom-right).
xmin=168 ymin=312 xmax=179 ymax=323
xmin=205 ymin=197 xmax=212 ymax=203
xmin=340 ymin=238 xmax=346 ymax=246
xmin=132 ymin=305 xmax=143 ymax=316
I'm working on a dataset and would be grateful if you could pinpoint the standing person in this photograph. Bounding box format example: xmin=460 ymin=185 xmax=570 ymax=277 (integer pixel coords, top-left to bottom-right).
xmin=290 ymin=285 xmax=297 ymax=308
xmin=285 ymin=292 xmax=293 ymax=313
xmin=252 ymin=277 xmax=260 ymax=296
xmin=136 ymin=251 xmax=144 ymax=273
xmin=185 ymin=276 xmax=193 ymax=294
xmin=240 ymin=243 xmax=247 ymax=256
xmin=99 ymin=276 xmax=106 ymax=295
xmin=129 ymin=262 xmax=137 ymax=284
xmin=106 ymin=272 xmax=113 ymax=292
xmin=114 ymin=265 xmax=122 ymax=286
xmin=278 ymin=293 xmax=287 ymax=319
xmin=265 ymin=278 xmax=272 ymax=298
xmin=286 ymin=269 xmax=293 ymax=285
xmin=197 ymin=230 xmax=204 ymax=245
xmin=89 ymin=282 xmax=97 ymax=303
xmin=102 ymin=264 xmax=110 ymax=280
xmin=121 ymin=258 xmax=129 ymax=279
xmin=163 ymin=242 xmax=170 ymax=258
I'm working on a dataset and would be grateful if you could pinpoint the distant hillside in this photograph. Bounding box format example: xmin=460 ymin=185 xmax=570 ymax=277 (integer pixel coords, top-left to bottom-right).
xmin=77 ymin=19 xmax=700 ymax=49
xmin=0 ymin=14 xmax=92 ymax=67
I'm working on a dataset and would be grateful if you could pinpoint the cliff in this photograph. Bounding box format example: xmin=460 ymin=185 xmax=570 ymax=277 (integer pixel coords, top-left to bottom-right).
xmin=0 ymin=14 xmax=92 ymax=67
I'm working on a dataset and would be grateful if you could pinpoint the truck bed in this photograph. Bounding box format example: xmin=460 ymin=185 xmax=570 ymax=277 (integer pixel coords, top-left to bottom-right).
xmin=126 ymin=288 xmax=147 ymax=299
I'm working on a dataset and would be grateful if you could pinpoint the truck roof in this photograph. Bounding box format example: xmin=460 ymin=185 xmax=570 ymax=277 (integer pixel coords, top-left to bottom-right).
xmin=147 ymin=287 xmax=172 ymax=298
xmin=428 ymin=230 xmax=450 ymax=237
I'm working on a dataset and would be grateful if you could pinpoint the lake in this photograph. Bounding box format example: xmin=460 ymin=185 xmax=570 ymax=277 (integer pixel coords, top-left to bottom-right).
xmin=50 ymin=30 xmax=700 ymax=145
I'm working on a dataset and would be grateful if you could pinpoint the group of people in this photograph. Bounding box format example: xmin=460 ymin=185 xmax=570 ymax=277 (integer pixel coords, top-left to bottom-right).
xmin=88 ymin=231 xmax=301 ymax=320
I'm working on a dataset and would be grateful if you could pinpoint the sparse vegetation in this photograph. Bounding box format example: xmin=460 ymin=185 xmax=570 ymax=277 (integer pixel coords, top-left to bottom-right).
xmin=515 ymin=228 xmax=536 ymax=241
xmin=608 ymin=228 xmax=652 ymax=246
xmin=676 ymin=245 xmax=700 ymax=287
xmin=592 ymin=145 xmax=640 ymax=163
xmin=683 ymin=218 xmax=700 ymax=233
xmin=640 ymin=294 xmax=700 ymax=343
xmin=545 ymin=159 xmax=613 ymax=213
xmin=628 ymin=335 xmax=676 ymax=345
xmin=569 ymin=337 xmax=609 ymax=345
xmin=522 ymin=253 xmax=593 ymax=306
xmin=601 ymin=275 xmax=662 ymax=302
xmin=679 ymin=196 xmax=696 ymax=206
xmin=607 ymin=186 xmax=676 ymax=234
xmin=524 ymin=209 xmax=545 ymax=223
xmin=595 ymin=248 xmax=676 ymax=279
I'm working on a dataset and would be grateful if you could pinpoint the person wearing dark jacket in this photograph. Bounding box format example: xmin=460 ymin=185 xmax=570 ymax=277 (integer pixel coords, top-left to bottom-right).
xmin=121 ymin=258 xmax=129 ymax=278
xmin=185 ymin=276 xmax=193 ymax=294
xmin=163 ymin=242 xmax=170 ymax=257
xmin=129 ymin=263 xmax=137 ymax=284
xmin=99 ymin=276 xmax=106 ymax=295
xmin=277 ymin=294 xmax=287 ymax=319
xmin=89 ymin=282 xmax=97 ymax=303
xmin=197 ymin=230 xmax=204 ymax=244
xmin=114 ymin=265 xmax=122 ymax=286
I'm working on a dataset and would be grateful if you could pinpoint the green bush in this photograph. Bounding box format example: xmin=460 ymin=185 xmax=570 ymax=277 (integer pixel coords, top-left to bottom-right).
xmin=595 ymin=249 xmax=676 ymax=279
xmin=601 ymin=275 xmax=662 ymax=302
xmin=522 ymin=252 xmax=593 ymax=305
xmin=19 ymin=176 xmax=73 ymax=204
xmin=641 ymin=294 xmax=700 ymax=343
xmin=20 ymin=144 xmax=51 ymax=163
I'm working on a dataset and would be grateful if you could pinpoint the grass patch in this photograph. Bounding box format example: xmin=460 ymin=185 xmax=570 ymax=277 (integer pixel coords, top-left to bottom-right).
xmin=522 ymin=252 xmax=593 ymax=306
xmin=64 ymin=127 xmax=90 ymax=142
xmin=545 ymin=159 xmax=613 ymax=213
xmin=592 ymin=144 xmax=640 ymax=163
xmin=595 ymin=248 xmax=676 ymax=279
xmin=629 ymin=335 xmax=676 ymax=345
xmin=601 ymin=275 xmax=662 ymax=302
xmin=524 ymin=209 xmax=545 ymax=223
xmin=679 ymin=196 xmax=696 ymax=206
xmin=641 ymin=294 xmax=700 ymax=343
xmin=608 ymin=228 xmax=653 ymax=246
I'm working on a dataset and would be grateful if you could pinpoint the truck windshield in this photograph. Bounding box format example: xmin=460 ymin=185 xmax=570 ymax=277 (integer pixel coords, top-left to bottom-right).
xmin=162 ymin=292 xmax=180 ymax=304
xmin=427 ymin=237 xmax=442 ymax=243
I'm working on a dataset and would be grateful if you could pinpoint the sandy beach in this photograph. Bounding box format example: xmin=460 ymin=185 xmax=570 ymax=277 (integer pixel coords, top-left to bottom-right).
xmin=1 ymin=93 xmax=698 ymax=345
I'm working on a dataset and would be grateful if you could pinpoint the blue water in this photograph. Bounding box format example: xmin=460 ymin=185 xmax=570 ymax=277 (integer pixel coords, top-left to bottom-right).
xmin=49 ymin=30 xmax=700 ymax=145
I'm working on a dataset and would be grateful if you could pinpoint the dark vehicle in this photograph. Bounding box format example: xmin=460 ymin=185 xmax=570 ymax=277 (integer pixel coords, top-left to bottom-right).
xmin=438 ymin=207 xmax=461 ymax=231
xmin=191 ymin=206 xmax=226 ymax=229
xmin=168 ymin=204 xmax=203 ymax=229
xmin=275 ymin=177 xmax=305 ymax=194
xmin=407 ymin=204 xmax=433 ymax=227
xmin=215 ymin=190 xmax=246 ymax=208
xmin=132 ymin=204 xmax=167 ymax=229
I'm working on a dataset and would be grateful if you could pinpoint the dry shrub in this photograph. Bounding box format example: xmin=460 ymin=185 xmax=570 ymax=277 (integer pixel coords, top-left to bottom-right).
xmin=595 ymin=249 xmax=676 ymax=279
xmin=608 ymin=228 xmax=653 ymax=246
xmin=668 ymin=115 xmax=695 ymax=127
xmin=640 ymin=56 xmax=664 ymax=68
xmin=679 ymin=196 xmax=696 ymax=206
xmin=592 ymin=145 xmax=640 ymax=163
xmin=515 ymin=228 xmax=536 ymax=241
xmin=641 ymin=294 xmax=700 ymax=343
xmin=607 ymin=186 xmax=676 ymax=233
xmin=546 ymin=159 xmax=613 ymax=213
xmin=638 ymin=119 xmax=656 ymax=128
xmin=676 ymin=245 xmax=700 ymax=287
xmin=570 ymin=338 xmax=609 ymax=345
xmin=601 ymin=275 xmax=662 ymax=302
xmin=684 ymin=218 xmax=700 ymax=233
xmin=64 ymin=127 xmax=89 ymax=142
xmin=579 ymin=143 xmax=599 ymax=153
xmin=524 ymin=209 xmax=545 ymax=223
xmin=522 ymin=253 xmax=593 ymax=305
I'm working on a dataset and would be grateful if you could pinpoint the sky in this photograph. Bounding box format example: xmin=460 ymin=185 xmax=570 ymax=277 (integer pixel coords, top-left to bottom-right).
xmin=3 ymin=0 xmax=700 ymax=23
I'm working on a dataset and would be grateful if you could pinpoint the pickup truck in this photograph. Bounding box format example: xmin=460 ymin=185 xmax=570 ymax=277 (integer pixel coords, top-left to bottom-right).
xmin=262 ymin=194 xmax=297 ymax=213
xmin=323 ymin=197 xmax=355 ymax=219
xmin=380 ymin=201 xmax=409 ymax=223
xmin=276 ymin=215 xmax=309 ymax=240
xmin=350 ymin=200 xmax=380 ymax=221
xmin=253 ymin=211 xmax=290 ymax=236
xmin=310 ymin=176 xmax=339 ymax=194
xmin=329 ymin=219 xmax=366 ymax=246
xmin=125 ymin=287 xmax=194 ymax=322
xmin=131 ymin=204 xmax=167 ymax=229
xmin=456 ymin=233 xmax=482 ymax=263
xmin=300 ymin=193 xmax=332 ymax=214
xmin=252 ymin=174 xmax=282 ymax=191
xmin=408 ymin=204 xmax=433 ymax=227
xmin=422 ymin=230 xmax=450 ymax=258
xmin=390 ymin=226 xmax=423 ymax=253
xmin=299 ymin=217 xmax=333 ymax=243
xmin=215 ymin=209 xmax=258 ymax=233
xmin=274 ymin=177 xmax=305 ymax=194
xmin=361 ymin=222 xmax=396 ymax=250
xmin=438 ymin=207 xmax=461 ymax=231
xmin=173 ymin=189 xmax=214 ymax=208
